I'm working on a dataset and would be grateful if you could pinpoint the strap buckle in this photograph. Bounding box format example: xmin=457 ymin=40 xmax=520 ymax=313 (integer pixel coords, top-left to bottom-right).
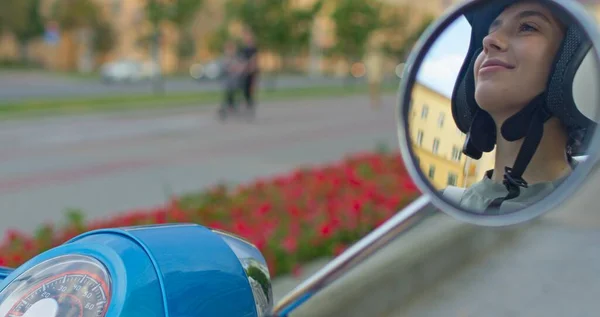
xmin=503 ymin=167 xmax=528 ymax=190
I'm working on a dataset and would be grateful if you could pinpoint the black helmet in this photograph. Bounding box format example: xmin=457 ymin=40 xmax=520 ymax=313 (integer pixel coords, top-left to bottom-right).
xmin=450 ymin=0 xmax=598 ymax=211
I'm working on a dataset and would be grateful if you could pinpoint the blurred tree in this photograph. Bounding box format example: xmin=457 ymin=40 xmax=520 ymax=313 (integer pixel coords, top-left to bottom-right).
xmin=52 ymin=0 xmax=116 ymax=59
xmin=47 ymin=0 xmax=99 ymax=72
xmin=144 ymin=0 xmax=204 ymax=92
xmin=14 ymin=0 xmax=45 ymax=63
xmin=145 ymin=0 xmax=169 ymax=93
xmin=178 ymin=30 xmax=196 ymax=61
xmin=329 ymin=0 xmax=431 ymax=82
xmin=226 ymin=0 xmax=322 ymax=86
xmin=52 ymin=0 xmax=100 ymax=31
xmin=169 ymin=0 xmax=205 ymax=28
xmin=0 ymin=0 xmax=30 ymax=34
xmin=383 ymin=14 xmax=435 ymax=61
xmin=92 ymin=21 xmax=116 ymax=55
xmin=287 ymin=1 xmax=324 ymax=60
xmin=0 ymin=0 xmax=44 ymax=64
xmin=329 ymin=0 xmax=381 ymax=65
xmin=145 ymin=0 xmax=204 ymax=62
xmin=169 ymin=0 xmax=204 ymax=69
xmin=206 ymin=24 xmax=232 ymax=54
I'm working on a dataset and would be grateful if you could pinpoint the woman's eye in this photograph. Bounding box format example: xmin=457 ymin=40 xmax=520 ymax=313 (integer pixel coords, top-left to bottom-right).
xmin=519 ymin=23 xmax=538 ymax=32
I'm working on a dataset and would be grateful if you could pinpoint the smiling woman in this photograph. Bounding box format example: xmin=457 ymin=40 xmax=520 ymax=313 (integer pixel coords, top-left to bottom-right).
xmin=448 ymin=0 xmax=596 ymax=214
xmin=405 ymin=0 xmax=600 ymax=217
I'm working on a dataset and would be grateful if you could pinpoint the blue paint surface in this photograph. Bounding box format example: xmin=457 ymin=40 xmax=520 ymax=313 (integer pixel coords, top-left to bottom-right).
xmin=0 ymin=224 xmax=257 ymax=317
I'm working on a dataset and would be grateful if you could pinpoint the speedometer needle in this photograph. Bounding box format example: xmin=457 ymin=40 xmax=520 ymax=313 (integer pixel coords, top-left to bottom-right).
xmin=22 ymin=298 xmax=58 ymax=317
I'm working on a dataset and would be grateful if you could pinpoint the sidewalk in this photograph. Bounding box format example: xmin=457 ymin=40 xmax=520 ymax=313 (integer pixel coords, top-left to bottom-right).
xmin=271 ymin=206 xmax=533 ymax=317
xmin=395 ymin=163 xmax=600 ymax=316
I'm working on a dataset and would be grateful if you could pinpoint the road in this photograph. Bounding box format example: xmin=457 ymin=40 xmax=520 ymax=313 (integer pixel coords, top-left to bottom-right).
xmin=0 ymin=94 xmax=399 ymax=233
xmin=0 ymin=72 xmax=368 ymax=101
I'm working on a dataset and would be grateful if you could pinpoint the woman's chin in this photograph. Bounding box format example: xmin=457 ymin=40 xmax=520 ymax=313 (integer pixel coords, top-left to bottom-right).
xmin=475 ymin=89 xmax=507 ymax=111
xmin=475 ymin=83 xmax=542 ymax=114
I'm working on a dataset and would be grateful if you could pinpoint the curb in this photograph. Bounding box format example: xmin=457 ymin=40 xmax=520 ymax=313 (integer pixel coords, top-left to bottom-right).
xmin=271 ymin=209 xmax=535 ymax=317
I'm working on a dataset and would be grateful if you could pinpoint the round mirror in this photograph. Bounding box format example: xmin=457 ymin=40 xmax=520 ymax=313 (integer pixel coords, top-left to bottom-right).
xmin=397 ymin=0 xmax=600 ymax=226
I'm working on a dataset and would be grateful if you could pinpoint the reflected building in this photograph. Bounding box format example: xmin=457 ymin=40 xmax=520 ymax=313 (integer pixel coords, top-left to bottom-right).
xmin=409 ymin=82 xmax=495 ymax=190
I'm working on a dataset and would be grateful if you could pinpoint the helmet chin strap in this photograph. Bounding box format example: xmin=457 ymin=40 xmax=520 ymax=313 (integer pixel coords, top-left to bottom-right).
xmin=484 ymin=92 xmax=552 ymax=214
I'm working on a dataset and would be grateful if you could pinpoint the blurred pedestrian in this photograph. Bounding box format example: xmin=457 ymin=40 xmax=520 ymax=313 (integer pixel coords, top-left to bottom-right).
xmin=238 ymin=27 xmax=259 ymax=118
xmin=364 ymin=35 xmax=385 ymax=110
xmin=218 ymin=40 xmax=244 ymax=120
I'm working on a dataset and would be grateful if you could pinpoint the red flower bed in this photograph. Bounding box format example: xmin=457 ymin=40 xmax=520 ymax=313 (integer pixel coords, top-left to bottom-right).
xmin=0 ymin=151 xmax=420 ymax=277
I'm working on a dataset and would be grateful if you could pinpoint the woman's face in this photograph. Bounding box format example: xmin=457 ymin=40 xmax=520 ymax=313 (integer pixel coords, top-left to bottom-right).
xmin=473 ymin=1 xmax=565 ymax=122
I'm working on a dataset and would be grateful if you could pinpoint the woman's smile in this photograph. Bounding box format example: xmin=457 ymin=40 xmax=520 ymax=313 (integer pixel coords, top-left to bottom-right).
xmin=478 ymin=58 xmax=515 ymax=76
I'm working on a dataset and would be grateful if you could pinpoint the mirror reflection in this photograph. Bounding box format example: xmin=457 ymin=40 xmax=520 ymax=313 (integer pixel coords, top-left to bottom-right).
xmin=408 ymin=0 xmax=599 ymax=215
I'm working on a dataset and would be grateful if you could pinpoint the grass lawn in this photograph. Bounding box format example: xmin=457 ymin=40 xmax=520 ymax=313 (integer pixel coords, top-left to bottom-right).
xmin=0 ymin=83 xmax=398 ymax=120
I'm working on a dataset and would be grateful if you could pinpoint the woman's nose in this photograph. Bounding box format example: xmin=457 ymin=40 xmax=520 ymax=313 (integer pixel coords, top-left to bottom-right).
xmin=482 ymin=32 xmax=508 ymax=53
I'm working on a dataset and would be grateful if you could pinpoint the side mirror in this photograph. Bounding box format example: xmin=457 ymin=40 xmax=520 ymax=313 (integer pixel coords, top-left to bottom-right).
xmin=397 ymin=0 xmax=600 ymax=226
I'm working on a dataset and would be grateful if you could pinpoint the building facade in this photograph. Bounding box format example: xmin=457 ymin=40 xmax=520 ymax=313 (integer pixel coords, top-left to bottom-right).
xmin=409 ymin=82 xmax=495 ymax=190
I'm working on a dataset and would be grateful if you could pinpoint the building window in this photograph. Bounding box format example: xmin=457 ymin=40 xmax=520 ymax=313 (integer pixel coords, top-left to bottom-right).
xmin=451 ymin=146 xmax=462 ymax=161
xmin=432 ymin=138 xmax=440 ymax=154
xmin=447 ymin=173 xmax=458 ymax=186
xmin=421 ymin=105 xmax=429 ymax=119
xmin=416 ymin=130 xmax=424 ymax=146
xmin=438 ymin=112 xmax=445 ymax=128
xmin=428 ymin=165 xmax=436 ymax=179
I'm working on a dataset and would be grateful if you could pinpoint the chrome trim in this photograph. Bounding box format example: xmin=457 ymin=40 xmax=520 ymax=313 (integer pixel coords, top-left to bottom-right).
xmin=213 ymin=230 xmax=274 ymax=317
xmin=396 ymin=0 xmax=600 ymax=227
xmin=242 ymin=258 xmax=273 ymax=317
xmin=270 ymin=195 xmax=433 ymax=316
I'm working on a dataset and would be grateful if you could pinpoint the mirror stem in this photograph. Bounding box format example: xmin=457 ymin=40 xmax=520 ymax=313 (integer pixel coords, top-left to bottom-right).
xmin=270 ymin=195 xmax=433 ymax=317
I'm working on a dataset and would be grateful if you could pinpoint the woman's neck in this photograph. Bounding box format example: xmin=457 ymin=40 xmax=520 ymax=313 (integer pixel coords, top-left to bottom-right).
xmin=492 ymin=118 xmax=572 ymax=184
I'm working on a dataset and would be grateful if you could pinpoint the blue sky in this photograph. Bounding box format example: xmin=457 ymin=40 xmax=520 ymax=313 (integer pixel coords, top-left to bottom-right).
xmin=416 ymin=16 xmax=472 ymax=98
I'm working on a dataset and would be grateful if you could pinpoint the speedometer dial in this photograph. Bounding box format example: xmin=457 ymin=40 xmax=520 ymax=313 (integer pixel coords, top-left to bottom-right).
xmin=7 ymin=271 xmax=109 ymax=317
xmin=0 ymin=255 xmax=111 ymax=317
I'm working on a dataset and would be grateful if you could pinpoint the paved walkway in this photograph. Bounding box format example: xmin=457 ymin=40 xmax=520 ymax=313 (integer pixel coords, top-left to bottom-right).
xmin=395 ymin=164 xmax=600 ymax=317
